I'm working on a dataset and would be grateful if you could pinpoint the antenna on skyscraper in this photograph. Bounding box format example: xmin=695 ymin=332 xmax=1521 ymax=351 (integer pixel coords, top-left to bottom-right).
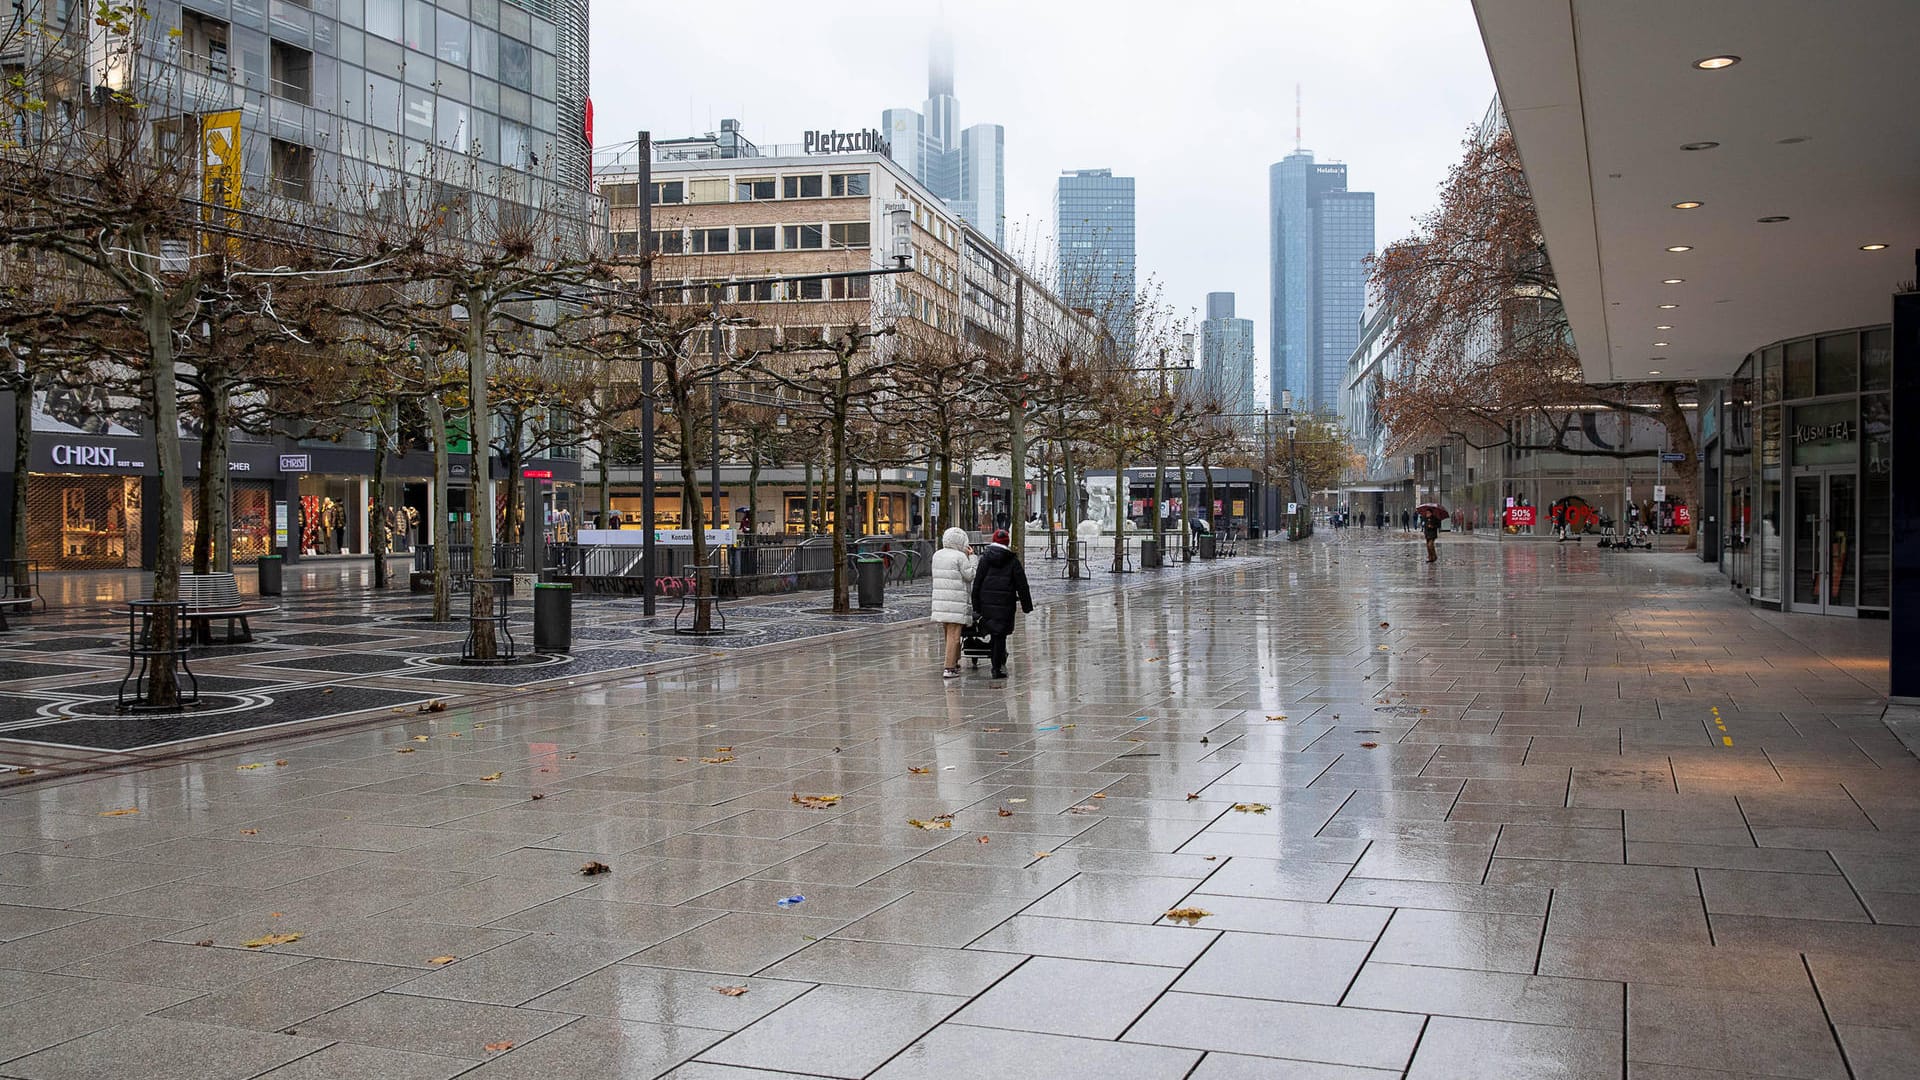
xmin=1294 ymin=84 xmax=1302 ymax=151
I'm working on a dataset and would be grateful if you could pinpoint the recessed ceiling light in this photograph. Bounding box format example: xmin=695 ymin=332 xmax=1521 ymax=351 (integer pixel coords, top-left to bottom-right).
xmin=1662 ymin=278 xmax=1685 ymax=285
xmin=1671 ymin=201 xmax=1703 ymax=210
xmin=1861 ymin=243 xmax=1889 ymax=251
xmin=1757 ymin=216 xmax=1790 ymax=223
xmin=1659 ymin=304 xmax=1678 ymax=309
xmin=1655 ymin=325 xmax=1673 ymax=330
xmin=1681 ymin=142 xmax=1719 ymax=151
xmin=1648 ymin=369 xmax=1662 ymax=375
xmin=1693 ymin=55 xmax=1740 ymax=70
xmin=1777 ymin=135 xmax=1811 ymax=145
xmin=1666 ymin=245 xmax=1693 ymax=252
xmin=1652 ymin=341 xmax=1670 ymax=347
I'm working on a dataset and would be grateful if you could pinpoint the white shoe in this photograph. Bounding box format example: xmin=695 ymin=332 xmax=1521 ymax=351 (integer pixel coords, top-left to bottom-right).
xmin=942 ymin=668 xmax=961 ymax=679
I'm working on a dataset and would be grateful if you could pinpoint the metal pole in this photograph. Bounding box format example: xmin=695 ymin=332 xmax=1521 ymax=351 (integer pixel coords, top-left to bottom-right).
xmin=710 ymin=297 xmax=723 ymax=531
xmin=1153 ymin=347 xmax=1166 ymax=565
xmin=638 ymin=131 xmax=657 ymax=616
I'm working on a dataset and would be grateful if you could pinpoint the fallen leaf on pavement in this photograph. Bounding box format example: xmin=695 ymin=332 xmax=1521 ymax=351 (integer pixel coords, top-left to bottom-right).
xmin=580 ymin=861 xmax=611 ymax=876
xmin=412 ymin=735 xmax=432 ymax=743
xmin=428 ymin=956 xmax=457 ymax=965
xmin=237 ymin=763 xmax=265 ymax=770
xmin=1163 ymin=907 xmax=1213 ymax=924
xmin=483 ymin=1041 xmax=513 ymax=1052
xmin=997 ymin=806 xmax=1014 ymax=817
xmin=1067 ymin=804 xmax=1100 ymax=814
xmin=1031 ymin=851 xmax=1052 ymax=859
xmin=1203 ymin=855 xmax=1218 ymax=861
xmin=976 ymin=835 xmax=991 ymax=843
xmin=1008 ymin=798 xmax=1027 ymax=804
xmin=714 ymin=746 xmax=733 ymax=752
xmin=1185 ymin=793 xmax=1201 ymax=801
xmin=99 ymin=807 xmax=139 ymax=817
xmin=1361 ymin=742 xmax=1379 ymax=749
xmin=907 ymin=766 xmax=931 ymax=775
xmin=712 ymin=986 xmax=750 ymax=997
xmin=1091 ymin=792 xmax=1107 ymax=799
xmin=1231 ymin=803 xmax=1271 ymax=814
xmin=269 ymin=912 xmax=284 ymax=918
xmin=791 ymin=793 xmax=842 ymax=809
xmin=530 ymin=793 xmax=546 ymax=800
xmin=274 ymin=760 xmax=289 ymax=767
xmin=907 ymin=818 xmax=953 ymax=830
xmin=674 ymin=757 xmax=690 ymax=763
xmin=983 ymin=727 xmax=1004 ymax=732
xmin=1380 ymin=622 xmax=1391 ymax=628
xmin=699 ymin=755 xmax=735 ymax=765
xmin=193 ymin=939 xmax=214 ymax=947
xmin=478 ymin=772 xmax=503 ymax=782
xmin=239 ymin=828 xmax=258 ymax=835
xmin=1265 ymin=714 xmax=1287 ymax=721
xmin=394 ymin=747 xmax=416 ymax=754
xmin=242 ymin=932 xmax=302 ymax=948
xmin=443 ymin=731 xmax=462 ymax=738
xmin=420 ymin=700 xmax=448 ymax=713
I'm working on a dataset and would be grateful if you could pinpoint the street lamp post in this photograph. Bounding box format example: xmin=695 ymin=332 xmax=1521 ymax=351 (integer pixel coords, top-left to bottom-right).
xmin=1287 ymin=421 xmax=1299 ymax=540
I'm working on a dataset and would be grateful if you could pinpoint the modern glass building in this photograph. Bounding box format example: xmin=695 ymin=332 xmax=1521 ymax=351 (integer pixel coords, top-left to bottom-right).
xmin=1269 ymin=151 xmax=1374 ymax=412
xmin=1201 ymin=293 xmax=1257 ymax=416
xmin=1054 ymin=169 xmax=1137 ymax=348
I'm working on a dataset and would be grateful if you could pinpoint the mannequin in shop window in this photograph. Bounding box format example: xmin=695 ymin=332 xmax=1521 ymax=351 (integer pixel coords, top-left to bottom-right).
xmin=320 ymin=498 xmax=340 ymax=554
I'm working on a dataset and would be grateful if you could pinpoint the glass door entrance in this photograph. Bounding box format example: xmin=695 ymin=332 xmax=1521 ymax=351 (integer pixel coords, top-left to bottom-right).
xmin=1790 ymin=472 xmax=1857 ymax=615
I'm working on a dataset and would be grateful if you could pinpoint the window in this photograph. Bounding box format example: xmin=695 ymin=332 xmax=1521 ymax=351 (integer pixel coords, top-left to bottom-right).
xmin=403 ymin=0 xmax=433 ymax=51
xmin=738 ymin=226 xmax=776 ymax=252
xmin=601 ymin=182 xmax=638 ymax=207
xmin=736 ymin=178 xmax=774 ymax=201
xmin=650 ymin=180 xmax=683 ymax=205
xmin=611 ymin=231 xmax=640 ymax=256
xmin=688 ymin=178 xmax=729 ymax=204
xmin=689 ymin=228 xmax=729 ymax=254
xmin=830 ymin=173 xmax=869 ymax=197
xmin=269 ymin=139 xmax=313 ymax=201
xmin=436 ymin=10 xmax=469 ymax=64
xmin=829 ymin=222 xmax=870 ymax=248
xmin=651 ymin=230 xmax=683 ymax=254
xmin=783 ymin=224 xmax=823 ymax=250
xmin=783 ymin=174 xmax=823 ymax=199
xmin=830 ymin=276 xmax=870 ymax=300
xmin=269 ymin=41 xmax=312 ymax=104
xmin=366 ymin=0 xmax=402 ymax=41
xmin=499 ymin=36 xmax=532 ymax=91
xmin=792 ymin=278 xmax=824 ymax=301
xmin=182 ymin=10 xmax=231 ymax=79
xmin=736 ymin=281 xmax=774 ymax=302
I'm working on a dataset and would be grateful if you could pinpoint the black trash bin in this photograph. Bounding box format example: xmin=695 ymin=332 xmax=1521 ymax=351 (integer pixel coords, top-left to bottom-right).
xmin=533 ymin=582 xmax=572 ymax=652
xmin=1198 ymin=535 xmax=1217 ymax=560
xmin=853 ymin=554 xmax=885 ymax=608
xmin=258 ymin=554 xmax=283 ymax=596
xmin=1139 ymin=538 xmax=1161 ymax=569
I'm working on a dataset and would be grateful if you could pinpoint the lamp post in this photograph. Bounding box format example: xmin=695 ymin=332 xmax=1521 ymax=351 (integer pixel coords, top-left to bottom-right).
xmin=1287 ymin=420 xmax=1299 ymax=540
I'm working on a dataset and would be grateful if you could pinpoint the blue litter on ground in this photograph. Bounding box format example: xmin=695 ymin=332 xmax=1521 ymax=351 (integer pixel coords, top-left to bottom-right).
xmin=775 ymin=895 xmax=806 ymax=907
xmin=1035 ymin=725 xmax=1061 ymax=732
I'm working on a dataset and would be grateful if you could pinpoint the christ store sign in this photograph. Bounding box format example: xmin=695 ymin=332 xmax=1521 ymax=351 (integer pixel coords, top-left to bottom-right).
xmin=38 ymin=440 xmax=147 ymax=471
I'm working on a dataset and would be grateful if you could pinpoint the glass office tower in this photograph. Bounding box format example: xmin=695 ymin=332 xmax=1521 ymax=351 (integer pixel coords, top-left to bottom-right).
xmin=1055 ymin=169 xmax=1137 ymax=350
xmin=1269 ymin=151 xmax=1374 ymax=412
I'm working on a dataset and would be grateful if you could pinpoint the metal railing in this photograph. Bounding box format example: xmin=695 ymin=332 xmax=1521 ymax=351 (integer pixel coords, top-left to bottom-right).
xmin=539 ymin=534 xmax=933 ymax=598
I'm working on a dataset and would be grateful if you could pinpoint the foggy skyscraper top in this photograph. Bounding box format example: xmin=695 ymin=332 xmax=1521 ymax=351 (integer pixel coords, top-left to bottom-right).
xmin=882 ymin=25 xmax=1005 ymax=244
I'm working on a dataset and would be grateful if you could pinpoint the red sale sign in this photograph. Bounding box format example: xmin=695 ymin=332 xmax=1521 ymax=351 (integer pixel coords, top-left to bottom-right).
xmin=1674 ymin=505 xmax=1691 ymax=528
xmin=1505 ymin=506 xmax=1537 ymax=527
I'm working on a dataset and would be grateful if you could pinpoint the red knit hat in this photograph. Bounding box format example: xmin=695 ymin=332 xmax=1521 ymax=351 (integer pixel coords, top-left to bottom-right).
xmin=992 ymin=529 xmax=1010 ymax=544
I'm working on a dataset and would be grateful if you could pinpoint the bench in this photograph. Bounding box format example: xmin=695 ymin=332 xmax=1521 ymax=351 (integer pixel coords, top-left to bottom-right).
xmin=0 ymin=596 xmax=34 ymax=631
xmin=114 ymin=572 xmax=278 ymax=645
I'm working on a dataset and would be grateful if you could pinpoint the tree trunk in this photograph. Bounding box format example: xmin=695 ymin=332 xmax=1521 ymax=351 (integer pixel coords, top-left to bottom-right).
xmin=1010 ymin=394 xmax=1027 ymax=555
xmin=1041 ymin=442 xmax=1055 ymax=558
xmin=1111 ymin=444 xmax=1127 ymax=573
xmin=829 ymin=400 xmax=849 ymax=612
xmin=747 ymin=444 xmax=761 ymax=547
xmin=597 ymin=435 xmax=610 ymax=524
xmin=425 ymin=394 xmax=452 ymax=622
xmin=849 ymin=453 xmax=863 ymax=539
xmin=143 ymin=281 xmax=185 ymax=707
xmin=1655 ymin=384 xmax=1700 ymax=551
xmin=1202 ymin=460 xmax=1215 ymax=534
xmin=1178 ymin=454 xmax=1191 ymax=560
xmin=1062 ymin=439 xmax=1080 ymax=579
xmin=802 ymin=457 xmax=814 ymax=536
xmin=937 ymin=436 xmax=953 ymax=534
xmin=10 ymin=370 xmax=29 ymax=568
xmin=465 ymin=288 xmax=497 ymax=659
xmin=208 ymin=386 xmax=231 ymax=574
xmin=371 ymin=413 xmax=390 ymax=590
xmin=672 ymin=369 xmax=710 ymax=633
xmin=192 ymin=392 xmax=216 ymax=575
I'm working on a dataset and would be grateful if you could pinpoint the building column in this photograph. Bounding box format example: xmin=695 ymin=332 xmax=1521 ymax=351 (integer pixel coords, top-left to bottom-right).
xmin=1891 ymin=287 xmax=1919 ymax=702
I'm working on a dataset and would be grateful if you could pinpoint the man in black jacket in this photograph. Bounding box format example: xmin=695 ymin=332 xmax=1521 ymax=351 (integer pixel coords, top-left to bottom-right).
xmin=970 ymin=529 xmax=1034 ymax=680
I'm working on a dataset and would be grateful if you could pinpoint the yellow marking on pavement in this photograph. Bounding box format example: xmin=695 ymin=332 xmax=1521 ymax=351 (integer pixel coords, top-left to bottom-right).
xmin=1711 ymin=706 xmax=1731 ymax=747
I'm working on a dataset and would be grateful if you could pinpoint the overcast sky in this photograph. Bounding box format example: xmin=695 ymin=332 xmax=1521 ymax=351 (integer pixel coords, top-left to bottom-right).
xmin=590 ymin=0 xmax=1495 ymax=403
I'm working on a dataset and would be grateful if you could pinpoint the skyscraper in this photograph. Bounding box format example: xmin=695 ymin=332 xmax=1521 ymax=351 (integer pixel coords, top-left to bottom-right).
xmin=1054 ymin=169 xmax=1137 ymax=349
xmin=1201 ymin=293 xmax=1257 ymax=416
xmin=881 ymin=27 xmax=1006 ymax=244
xmin=1269 ymin=151 xmax=1375 ymax=412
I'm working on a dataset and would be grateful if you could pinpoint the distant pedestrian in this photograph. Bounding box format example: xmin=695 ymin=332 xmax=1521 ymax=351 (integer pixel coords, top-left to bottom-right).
xmin=930 ymin=527 xmax=977 ymax=680
xmin=970 ymin=528 xmax=1034 ymax=680
xmin=1402 ymin=509 xmax=1411 ymax=531
xmin=1358 ymin=511 xmax=1367 ymax=529
xmin=1420 ymin=508 xmax=1443 ymax=563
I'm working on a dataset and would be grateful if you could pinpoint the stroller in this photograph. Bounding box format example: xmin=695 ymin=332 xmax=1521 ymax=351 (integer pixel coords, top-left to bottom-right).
xmin=960 ymin=616 xmax=993 ymax=668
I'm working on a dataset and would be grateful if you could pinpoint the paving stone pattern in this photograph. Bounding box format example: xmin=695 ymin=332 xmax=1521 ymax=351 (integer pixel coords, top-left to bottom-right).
xmin=0 ymin=533 xmax=1906 ymax=1078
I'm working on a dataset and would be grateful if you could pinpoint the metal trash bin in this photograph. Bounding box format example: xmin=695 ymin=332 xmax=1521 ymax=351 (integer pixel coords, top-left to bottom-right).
xmin=1139 ymin=539 xmax=1161 ymax=569
xmin=853 ymin=554 xmax=885 ymax=608
xmin=258 ymin=554 xmax=283 ymax=596
xmin=533 ymin=582 xmax=572 ymax=652
xmin=1198 ymin=535 xmax=1217 ymax=560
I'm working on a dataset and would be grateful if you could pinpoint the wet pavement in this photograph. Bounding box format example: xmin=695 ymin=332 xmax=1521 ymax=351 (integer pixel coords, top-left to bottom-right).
xmin=0 ymin=531 xmax=1904 ymax=1079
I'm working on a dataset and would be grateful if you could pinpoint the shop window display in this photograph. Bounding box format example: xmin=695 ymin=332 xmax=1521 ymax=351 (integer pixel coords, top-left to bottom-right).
xmin=28 ymin=475 xmax=141 ymax=569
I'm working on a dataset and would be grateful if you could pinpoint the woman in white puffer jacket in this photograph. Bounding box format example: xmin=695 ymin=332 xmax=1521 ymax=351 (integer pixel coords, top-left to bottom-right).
xmin=930 ymin=527 xmax=976 ymax=679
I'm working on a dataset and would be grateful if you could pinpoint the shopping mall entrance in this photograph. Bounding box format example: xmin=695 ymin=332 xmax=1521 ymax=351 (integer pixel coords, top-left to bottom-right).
xmin=1790 ymin=469 xmax=1859 ymax=617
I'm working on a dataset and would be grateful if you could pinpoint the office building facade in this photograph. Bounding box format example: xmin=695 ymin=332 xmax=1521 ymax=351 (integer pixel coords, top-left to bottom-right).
xmin=1055 ymin=169 xmax=1137 ymax=348
xmin=1269 ymin=151 xmax=1374 ymax=412
xmin=1201 ymin=293 xmax=1257 ymax=416
xmin=880 ymin=27 xmax=1005 ymax=244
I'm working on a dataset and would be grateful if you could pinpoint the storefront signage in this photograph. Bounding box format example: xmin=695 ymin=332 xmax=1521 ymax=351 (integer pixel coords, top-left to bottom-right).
xmin=274 ymin=501 xmax=289 ymax=547
xmin=50 ymin=443 xmax=143 ymax=469
xmin=1653 ymin=485 xmax=1667 ymax=503
xmin=1674 ymin=505 xmax=1691 ymax=528
xmin=279 ymin=454 xmax=311 ymax=473
xmin=1505 ymin=506 xmax=1536 ymax=527
xmin=802 ymin=127 xmax=891 ymax=157
xmin=522 ymin=468 xmax=553 ymax=479
xmin=1793 ymin=421 xmax=1854 ymax=443
xmin=229 ymin=461 xmax=251 ymax=472
xmin=985 ymin=478 xmax=1002 ymax=488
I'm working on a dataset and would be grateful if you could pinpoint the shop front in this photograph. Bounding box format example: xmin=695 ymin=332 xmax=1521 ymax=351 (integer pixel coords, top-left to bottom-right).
xmin=1714 ymin=326 xmax=1891 ymax=616
xmin=22 ymin=436 xmax=153 ymax=570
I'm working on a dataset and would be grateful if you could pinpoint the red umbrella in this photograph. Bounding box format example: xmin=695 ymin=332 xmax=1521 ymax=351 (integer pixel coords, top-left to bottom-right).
xmin=1414 ymin=504 xmax=1450 ymax=520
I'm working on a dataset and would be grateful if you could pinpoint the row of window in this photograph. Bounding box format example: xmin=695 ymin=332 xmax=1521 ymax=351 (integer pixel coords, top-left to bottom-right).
xmin=602 ymin=172 xmax=870 ymax=208
xmin=651 ymin=277 xmax=872 ymax=303
xmin=613 ymin=221 xmax=872 ymax=255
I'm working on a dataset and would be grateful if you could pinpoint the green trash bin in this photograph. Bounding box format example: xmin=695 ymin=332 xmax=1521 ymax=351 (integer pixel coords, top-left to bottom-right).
xmin=533 ymin=582 xmax=572 ymax=652
xmin=258 ymin=554 xmax=283 ymax=596
xmin=853 ymin=554 xmax=884 ymax=608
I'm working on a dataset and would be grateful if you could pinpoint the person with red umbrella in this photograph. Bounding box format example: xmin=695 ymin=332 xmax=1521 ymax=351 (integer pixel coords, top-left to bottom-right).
xmin=1415 ymin=503 xmax=1449 ymax=563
